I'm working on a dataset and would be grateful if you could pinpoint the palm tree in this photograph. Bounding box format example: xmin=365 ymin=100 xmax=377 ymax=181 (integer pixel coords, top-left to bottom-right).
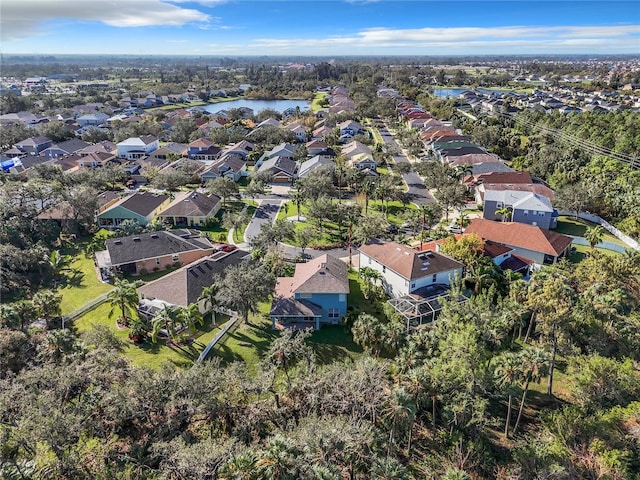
xmin=495 ymin=206 xmax=513 ymax=222
xmin=494 ymin=352 xmax=522 ymax=437
xmin=198 ymin=283 xmax=219 ymax=325
xmin=107 ymin=279 xmax=140 ymax=327
xmin=584 ymin=225 xmax=605 ymax=250
xmin=177 ymin=303 xmax=204 ymax=337
xmin=290 ymin=187 xmax=305 ymax=222
xmin=384 ymin=386 xmax=417 ymax=455
xmin=513 ymin=347 xmax=548 ymax=434
xmin=151 ymin=305 xmax=179 ymax=343
xmin=359 ymin=266 xmax=384 ymax=299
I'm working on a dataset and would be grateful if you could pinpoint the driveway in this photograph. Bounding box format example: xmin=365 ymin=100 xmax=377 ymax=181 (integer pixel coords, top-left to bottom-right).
xmin=378 ymin=126 xmax=435 ymax=206
xmin=243 ymin=198 xmax=283 ymax=244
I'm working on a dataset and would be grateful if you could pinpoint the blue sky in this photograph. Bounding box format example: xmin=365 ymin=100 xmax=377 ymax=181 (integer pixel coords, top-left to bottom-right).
xmin=2 ymin=1 xmax=639 ymax=55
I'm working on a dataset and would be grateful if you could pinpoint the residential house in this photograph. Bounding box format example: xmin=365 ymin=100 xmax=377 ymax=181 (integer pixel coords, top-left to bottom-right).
xmin=348 ymin=152 xmax=377 ymax=171
xmin=286 ymin=123 xmax=308 ymax=142
xmin=337 ymin=120 xmax=363 ymax=138
xmin=117 ymin=136 xmax=159 ymax=160
xmin=137 ymin=249 xmax=249 ymax=315
xmin=257 ymin=142 xmax=295 ymax=166
xmin=96 ymin=191 xmax=171 ymax=228
xmin=77 ymin=151 xmax=118 ymax=168
xmin=220 ymin=140 xmax=255 ymax=159
xmin=464 ymin=219 xmax=573 ymax=265
xmin=270 ymin=254 xmax=350 ymax=330
xmin=358 ymin=240 xmax=464 ymax=297
xmin=306 ymin=139 xmax=329 ymax=156
xmin=156 ymin=191 xmax=221 ymax=227
xmin=341 ymin=140 xmax=372 ymax=160
xmin=96 ymin=229 xmax=214 ymax=278
xmin=40 ymin=139 xmax=89 ymax=158
xmin=15 ymin=136 xmax=52 ymax=155
xmin=256 ymin=118 xmax=280 ymax=129
xmin=297 ymin=156 xmax=335 ymax=179
xmin=187 ymin=138 xmax=221 ymax=160
xmin=312 ymin=125 xmax=333 ymax=140
xmin=141 ymin=143 xmax=187 ymax=168
xmin=200 ymin=154 xmax=247 ymax=182
xmin=76 ymin=113 xmax=109 ymax=127
xmin=78 ymin=140 xmax=117 ymax=156
xmin=257 ymin=156 xmax=297 ymax=183
xmin=482 ymin=189 xmax=557 ymax=229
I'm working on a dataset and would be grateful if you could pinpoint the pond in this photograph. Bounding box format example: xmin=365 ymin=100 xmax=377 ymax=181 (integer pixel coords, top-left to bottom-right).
xmin=432 ymin=88 xmax=511 ymax=98
xmin=197 ymin=99 xmax=310 ymax=115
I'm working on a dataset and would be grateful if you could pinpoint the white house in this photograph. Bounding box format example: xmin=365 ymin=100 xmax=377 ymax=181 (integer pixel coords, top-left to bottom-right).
xmin=117 ymin=135 xmax=159 ymax=160
xmin=359 ymin=240 xmax=464 ymax=297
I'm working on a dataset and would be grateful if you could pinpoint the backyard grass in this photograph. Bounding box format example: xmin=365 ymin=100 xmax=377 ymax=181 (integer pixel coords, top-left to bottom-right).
xmin=73 ymin=302 xmax=227 ymax=369
xmin=554 ymin=216 xmax=625 ymax=246
xmin=310 ymin=92 xmax=328 ymax=112
xmin=58 ymin=237 xmax=114 ymax=315
xmin=210 ymin=301 xmax=363 ymax=371
xmin=567 ymin=244 xmax=621 ymax=264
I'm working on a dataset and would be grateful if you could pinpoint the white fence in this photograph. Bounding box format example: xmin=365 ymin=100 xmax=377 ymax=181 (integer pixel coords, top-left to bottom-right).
xmin=558 ymin=211 xmax=639 ymax=252
xmin=195 ymin=312 xmax=239 ymax=365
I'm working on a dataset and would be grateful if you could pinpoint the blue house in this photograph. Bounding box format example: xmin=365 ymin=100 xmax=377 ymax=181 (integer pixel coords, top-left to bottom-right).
xmin=270 ymin=254 xmax=350 ymax=330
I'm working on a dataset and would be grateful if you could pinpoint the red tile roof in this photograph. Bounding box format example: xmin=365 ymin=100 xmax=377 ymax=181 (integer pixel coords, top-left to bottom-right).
xmin=359 ymin=240 xmax=463 ymax=280
xmin=464 ymin=219 xmax=572 ymax=256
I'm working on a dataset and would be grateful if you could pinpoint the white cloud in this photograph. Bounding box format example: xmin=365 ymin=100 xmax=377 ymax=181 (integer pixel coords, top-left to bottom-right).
xmin=252 ymin=24 xmax=640 ymax=53
xmin=1 ymin=0 xmax=211 ymax=41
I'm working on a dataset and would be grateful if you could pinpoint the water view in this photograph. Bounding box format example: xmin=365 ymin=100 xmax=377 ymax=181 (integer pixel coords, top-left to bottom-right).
xmin=432 ymin=88 xmax=510 ymax=97
xmin=198 ymin=98 xmax=310 ymax=115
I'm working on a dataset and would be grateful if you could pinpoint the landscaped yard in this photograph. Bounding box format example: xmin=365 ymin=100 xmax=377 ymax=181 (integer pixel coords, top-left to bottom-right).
xmin=554 ymin=216 xmax=626 ymax=246
xmin=73 ymin=302 xmax=227 ymax=369
xmin=209 ymin=301 xmax=363 ymax=371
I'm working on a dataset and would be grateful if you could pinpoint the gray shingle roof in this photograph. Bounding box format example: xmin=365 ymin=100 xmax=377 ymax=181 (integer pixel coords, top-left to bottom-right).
xmin=137 ymin=249 xmax=249 ymax=307
xmin=105 ymin=229 xmax=213 ymax=266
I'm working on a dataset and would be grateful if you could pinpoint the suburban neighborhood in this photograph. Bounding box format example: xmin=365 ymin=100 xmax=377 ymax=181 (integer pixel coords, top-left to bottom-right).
xmin=1 ymin=44 xmax=639 ymax=479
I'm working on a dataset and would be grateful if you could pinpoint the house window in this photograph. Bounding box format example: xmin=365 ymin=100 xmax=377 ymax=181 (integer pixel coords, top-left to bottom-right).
xmin=339 ymin=294 xmax=346 ymax=302
xmin=496 ymin=202 xmax=503 ymax=208
xmin=172 ymin=254 xmax=179 ymax=262
xmin=432 ymin=274 xmax=437 ymax=282
xmin=328 ymin=308 xmax=340 ymax=318
xmin=382 ymin=266 xmax=386 ymax=273
xmin=523 ymin=210 xmax=529 ymax=216
xmin=411 ymin=282 xmax=416 ymax=289
xmin=156 ymin=258 xmax=161 ymax=265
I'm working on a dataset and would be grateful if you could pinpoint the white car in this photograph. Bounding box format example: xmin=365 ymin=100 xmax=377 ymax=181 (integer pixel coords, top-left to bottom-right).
xmin=448 ymin=224 xmax=463 ymax=234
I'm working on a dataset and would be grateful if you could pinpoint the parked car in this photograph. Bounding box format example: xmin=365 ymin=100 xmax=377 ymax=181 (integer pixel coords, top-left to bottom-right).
xmin=448 ymin=224 xmax=463 ymax=234
xmin=221 ymin=244 xmax=237 ymax=253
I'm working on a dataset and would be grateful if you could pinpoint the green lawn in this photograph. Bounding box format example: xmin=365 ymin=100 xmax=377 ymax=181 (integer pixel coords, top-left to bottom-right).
xmin=58 ymin=240 xmax=113 ymax=316
xmin=233 ymin=204 xmax=257 ymax=243
xmin=369 ymin=126 xmax=384 ymax=145
xmin=554 ymin=216 xmax=626 ymax=246
xmin=567 ymin=244 xmax=621 ymax=264
xmin=73 ymin=302 xmax=227 ymax=369
xmin=311 ymin=92 xmax=328 ymax=112
xmin=209 ymin=301 xmax=362 ymax=371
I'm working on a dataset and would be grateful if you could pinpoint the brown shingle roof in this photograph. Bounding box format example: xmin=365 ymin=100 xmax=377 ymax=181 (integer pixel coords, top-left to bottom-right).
xmin=137 ymin=250 xmax=248 ymax=307
xmin=359 ymin=240 xmax=464 ymax=281
xmin=157 ymin=191 xmax=220 ymax=218
xmin=464 ymin=219 xmax=572 ymax=256
xmin=275 ymin=254 xmax=349 ymax=297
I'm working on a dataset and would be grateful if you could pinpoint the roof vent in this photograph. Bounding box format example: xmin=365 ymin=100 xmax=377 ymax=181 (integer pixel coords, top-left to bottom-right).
xmin=133 ymin=237 xmax=141 ymax=242
xmin=151 ymin=234 xmax=159 ymax=239
xmin=114 ymin=240 xmax=122 ymax=245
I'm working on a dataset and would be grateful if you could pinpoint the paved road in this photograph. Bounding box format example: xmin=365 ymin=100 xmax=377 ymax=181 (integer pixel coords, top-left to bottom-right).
xmin=243 ymin=198 xmax=283 ymax=244
xmin=378 ymin=126 xmax=435 ymax=206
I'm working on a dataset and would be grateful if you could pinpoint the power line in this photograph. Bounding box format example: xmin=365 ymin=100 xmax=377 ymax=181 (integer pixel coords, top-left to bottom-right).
xmin=494 ymin=111 xmax=640 ymax=169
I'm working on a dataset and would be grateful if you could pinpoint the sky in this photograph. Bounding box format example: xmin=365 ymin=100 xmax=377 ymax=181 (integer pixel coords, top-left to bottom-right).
xmin=1 ymin=0 xmax=639 ymax=56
